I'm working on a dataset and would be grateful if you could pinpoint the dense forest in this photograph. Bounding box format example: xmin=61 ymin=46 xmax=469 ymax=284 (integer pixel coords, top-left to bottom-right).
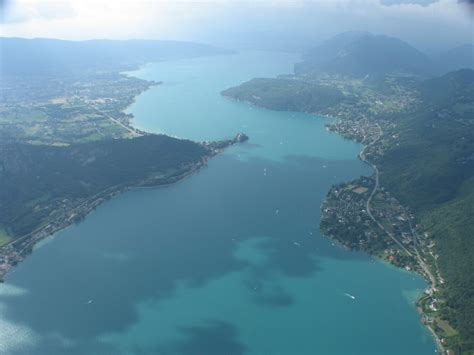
xmin=0 ymin=135 xmax=210 ymax=238
xmin=379 ymin=70 xmax=474 ymax=351
xmin=221 ymin=77 xmax=347 ymax=113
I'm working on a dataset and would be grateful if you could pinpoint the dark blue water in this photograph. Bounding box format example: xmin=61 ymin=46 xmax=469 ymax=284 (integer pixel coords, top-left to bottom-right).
xmin=0 ymin=51 xmax=435 ymax=354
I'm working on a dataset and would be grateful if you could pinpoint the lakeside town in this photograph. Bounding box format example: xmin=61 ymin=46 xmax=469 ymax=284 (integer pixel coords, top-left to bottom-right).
xmin=221 ymin=65 xmax=466 ymax=353
xmin=0 ymin=72 xmax=158 ymax=145
xmin=321 ymin=111 xmax=455 ymax=352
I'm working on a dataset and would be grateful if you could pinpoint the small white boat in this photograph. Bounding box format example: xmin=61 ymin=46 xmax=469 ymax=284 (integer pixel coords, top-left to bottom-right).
xmin=293 ymin=242 xmax=301 ymax=247
xmin=86 ymin=299 xmax=93 ymax=304
xmin=344 ymin=293 xmax=356 ymax=300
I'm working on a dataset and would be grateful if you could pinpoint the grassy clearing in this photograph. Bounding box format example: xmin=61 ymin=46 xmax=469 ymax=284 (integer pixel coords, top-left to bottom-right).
xmin=436 ymin=317 xmax=459 ymax=337
xmin=0 ymin=226 xmax=12 ymax=247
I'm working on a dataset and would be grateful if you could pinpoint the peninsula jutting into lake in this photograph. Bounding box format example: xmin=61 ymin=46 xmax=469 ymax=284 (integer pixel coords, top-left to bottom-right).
xmin=222 ymin=33 xmax=474 ymax=352
xmin=1 ymin=2 xmax=473 ymax=354
xmin=0 ymin=44 xmax=437 ymax=354
xmin=0 ymin=133 xmax=249 ymax=280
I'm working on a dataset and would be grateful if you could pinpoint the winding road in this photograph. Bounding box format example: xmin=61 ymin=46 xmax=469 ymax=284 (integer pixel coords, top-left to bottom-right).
xmin=359 ymin=122 xmax=413 ymax=256
xmin=359 ymin=120 xmax=443 ymax=353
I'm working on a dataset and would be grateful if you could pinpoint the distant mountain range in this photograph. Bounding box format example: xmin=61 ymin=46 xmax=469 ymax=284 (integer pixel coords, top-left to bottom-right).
xmin=295 ymin=31 xmax=473 ymax=77
xmin=0 ymin=37 xmax=232 ymax=75
xmin=2 ymin=34 xmax=470 ymax=78
xmin=432 ymin=43 xmax=474 ymax=74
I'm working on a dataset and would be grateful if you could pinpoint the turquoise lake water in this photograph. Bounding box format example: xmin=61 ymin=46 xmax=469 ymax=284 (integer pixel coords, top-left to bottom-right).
xmin=0 ymin=51 xmax=435 ymax=354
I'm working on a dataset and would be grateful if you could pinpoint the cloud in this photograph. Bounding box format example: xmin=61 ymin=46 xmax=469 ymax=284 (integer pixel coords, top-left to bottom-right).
xmin=200 ymin=0 xmax=473 ymax=50
xmin=1 ymin=0 xmax=75 ymax=24
xmin=0 ymin=0 xmax=472 ymax=50
xmin=1 ymin=1 xmax=220 ymax=39
xmin=381 ymin=0 xmax=436 ymax=5
xmin=458 ymin=0 xmax=474 ymax=13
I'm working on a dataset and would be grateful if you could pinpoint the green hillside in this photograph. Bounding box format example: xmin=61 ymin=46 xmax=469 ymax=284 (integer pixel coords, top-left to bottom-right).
xmin=221 ymin=77 xmax=347 ymax=113
xmin=378 ymin=70 xmax=474 ymax=352
xmin=223 ymin=67 xmax=474 ymax=351
xmin=0 ymin=135 xmax=210 ymax=238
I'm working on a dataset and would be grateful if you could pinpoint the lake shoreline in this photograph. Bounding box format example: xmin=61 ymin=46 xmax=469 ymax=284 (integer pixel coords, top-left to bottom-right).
xmin=0 ymin=128 xmax=248 ymax=283
xmin=0 ymin=51 xmax=437 ymax=354
xmin=221 ymin=66 xmax=443 ymax=353
xmin=127 ymin=55 xmax=439 ymax=353
xmin=322 ymin=117 xmax=445 ymax=354
xmin=0 ymin=157 xmax=205 ymax=282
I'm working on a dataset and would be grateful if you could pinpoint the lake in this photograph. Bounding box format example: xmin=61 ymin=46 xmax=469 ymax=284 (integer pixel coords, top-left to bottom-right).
xmin=0 ymin=51 xmax=435 ymax=354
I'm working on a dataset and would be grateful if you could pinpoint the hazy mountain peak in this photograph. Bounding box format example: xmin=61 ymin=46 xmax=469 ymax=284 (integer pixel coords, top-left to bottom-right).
xmin=296 ymin=32 xmax=431 ymax=77
xmin=431 ymin=43 xmax=474 ymax=74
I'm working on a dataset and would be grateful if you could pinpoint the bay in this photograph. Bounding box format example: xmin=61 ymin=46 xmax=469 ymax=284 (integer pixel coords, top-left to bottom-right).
xmin=0 ymin=51 xmax=435 ymax=354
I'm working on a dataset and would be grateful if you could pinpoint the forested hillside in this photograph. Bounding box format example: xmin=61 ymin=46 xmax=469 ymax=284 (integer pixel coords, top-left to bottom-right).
xmin=378 ymin=70 xmax=474 ymax=351
xmin=223 ymin=59 xmax=474 ymax=351
xmin=0 ymin=135 xmax=210 ymax=238
xmin=222 ymin=78 xmax=347 ymax=113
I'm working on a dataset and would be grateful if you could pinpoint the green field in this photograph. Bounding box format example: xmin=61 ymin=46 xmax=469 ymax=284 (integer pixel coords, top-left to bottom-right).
xmin=0 ymin=226 xmax=12 ymax=247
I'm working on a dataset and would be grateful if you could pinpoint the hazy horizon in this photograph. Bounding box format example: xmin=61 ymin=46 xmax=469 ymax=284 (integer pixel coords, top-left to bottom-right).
xmin=1 ymin=0 xmax=473 ymax=52
xmin=1 ymin=1 xmax=474 ymax=354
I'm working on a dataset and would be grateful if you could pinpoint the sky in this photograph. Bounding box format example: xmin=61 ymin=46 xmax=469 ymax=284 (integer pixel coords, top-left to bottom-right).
xmin=0 ymin=0 xmax=473 ymax=51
